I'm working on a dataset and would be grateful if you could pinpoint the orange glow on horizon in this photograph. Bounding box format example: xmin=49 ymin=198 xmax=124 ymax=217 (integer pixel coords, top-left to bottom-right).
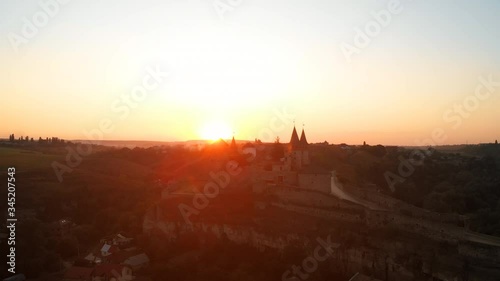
xmin=199 ymin=121 xmax=233 ymax=141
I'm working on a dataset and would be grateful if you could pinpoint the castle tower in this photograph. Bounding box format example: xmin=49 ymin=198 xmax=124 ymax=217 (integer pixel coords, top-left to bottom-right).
xmin=230 ymin=136 xmax=237 ymax=151
xmin=287 ymin=126 xmax=304 ymax=170
xmin=229 ymin=135 xmax=239 ymax=160
xmin=289 ymin=126 xmax=300 ymax=149
xmin=300 ymin=128 xmax=310 ymax=166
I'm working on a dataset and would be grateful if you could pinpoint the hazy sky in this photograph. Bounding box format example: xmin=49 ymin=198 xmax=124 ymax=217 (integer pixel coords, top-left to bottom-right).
xmin=1 ymin=0 xmax=499 ymax=145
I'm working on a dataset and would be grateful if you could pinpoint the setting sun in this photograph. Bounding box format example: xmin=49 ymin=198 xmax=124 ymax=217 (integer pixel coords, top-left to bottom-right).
xmin=3 ymin=1 xmax=500 ymax=280
xmin=200 ymin=121 xmax=233 ymax=141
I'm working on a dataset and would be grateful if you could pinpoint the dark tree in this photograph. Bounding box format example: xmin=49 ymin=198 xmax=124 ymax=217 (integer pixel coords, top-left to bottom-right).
xmin=271 ymin=141 xmax=284 ymax=161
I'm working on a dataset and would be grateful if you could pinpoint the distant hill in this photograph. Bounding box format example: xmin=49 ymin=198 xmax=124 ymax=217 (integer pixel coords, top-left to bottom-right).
xmin=70 ymin=139 xmax=251 ymax=149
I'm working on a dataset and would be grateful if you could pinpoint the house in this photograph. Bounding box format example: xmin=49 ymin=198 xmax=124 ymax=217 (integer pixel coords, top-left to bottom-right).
xmin=101 ymin=243 xmax=119 ymax=257
xmin=63 ymin=266 xmax=94 ymax=281
xmin=85 ymin=240 xmax=126 ymax=265
xmin=92 ymin=264 xmax=133 ymax=281
xmin=84 ymin=252 xmax=102 ymax=264
xmin=255 ymin=126 xmax=339 ymax=194
xmin=100 ymin=233 xmax=134 ymax=248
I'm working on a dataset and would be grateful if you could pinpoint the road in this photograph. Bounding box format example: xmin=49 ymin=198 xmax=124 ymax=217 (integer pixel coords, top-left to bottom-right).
xmin=329 ymin=182 xmax=387 ymax=211
xmin=331 ymin=182 xmax=500 ymax=248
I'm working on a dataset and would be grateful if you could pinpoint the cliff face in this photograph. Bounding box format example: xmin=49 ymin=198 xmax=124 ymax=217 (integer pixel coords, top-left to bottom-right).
xmin=143 ymin=203 xmax=500 ymax=281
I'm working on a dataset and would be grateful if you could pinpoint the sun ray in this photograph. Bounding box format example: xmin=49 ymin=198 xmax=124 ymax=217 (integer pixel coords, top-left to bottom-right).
xmin=200 ymin=121 xmax=232 ymax=141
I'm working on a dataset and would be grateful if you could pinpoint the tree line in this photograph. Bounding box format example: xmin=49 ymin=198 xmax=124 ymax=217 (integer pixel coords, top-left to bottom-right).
xmin=8 ymin=134 xmax=65 ymax=144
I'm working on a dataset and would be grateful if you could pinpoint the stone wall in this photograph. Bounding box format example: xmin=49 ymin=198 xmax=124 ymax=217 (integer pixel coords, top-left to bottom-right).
xmin=270 ymin=202 xmax=363 ymax=224
xmin=298 ymin=173 xmax=331 ymax=193
xmin=272 ymin=187 xmax=350 ymax=209
xmin=144 ymin=216 xmax=301 ymax=251
xmin=348 ymin=186 xmax=465 ymax=225
xmin=268 ymin=200 xmax=464 ymax=243
xmin=143 ymin=202 xmax=500 ymax=281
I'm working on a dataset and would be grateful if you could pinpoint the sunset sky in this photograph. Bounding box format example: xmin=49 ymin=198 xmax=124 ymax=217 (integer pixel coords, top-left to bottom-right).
xmin=1 ymin=0 xmax=499 ymax=145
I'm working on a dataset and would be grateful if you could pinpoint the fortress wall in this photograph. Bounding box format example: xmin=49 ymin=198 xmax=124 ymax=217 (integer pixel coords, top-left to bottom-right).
xmin=267 ymin=188 xmax=464 ymax=243
xmin=143 ymin=205 xmax=499 ymax=281
xmin=365 ymin=210 xmax=463 ymax=242
xmin=298 ymin=173 xmax=331 ymax=193
xmin=270 ymin=202 xmax=363 ymax=224
xmin=274 ymin=188 xmax=344 ymax=208
xmin=340 ymin=248 xmax=416 ymax=281
xmin=253 ymin=170 xmax=298 ymax=185
xmin=266 ymin=200 xmax=464 ymax=243
xmin=257 ymin=183 xmax=364 ymax=212
xmin=348 ymin=187 xmax=398 ymax=209
xmin=349 ymin=187 xmax=464 ymax=225
xmin=144 ymin=217 xmax=301 ymax=251
xmin=393 ymin=201 xmax=464 ymax=225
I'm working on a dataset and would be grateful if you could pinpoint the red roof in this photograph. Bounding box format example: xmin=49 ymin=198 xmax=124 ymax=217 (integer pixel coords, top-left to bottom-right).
xmin=64 ymin=266 xmax=93 ymax=280
xmin=100 ymin=243 xmax=120 ymax=255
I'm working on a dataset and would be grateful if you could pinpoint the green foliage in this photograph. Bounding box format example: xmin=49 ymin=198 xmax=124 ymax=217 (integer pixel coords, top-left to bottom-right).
xmin=144 ymin=239 xmax=316 ymax=281
xmin=388 ymin=146 xmax=500 ymax=235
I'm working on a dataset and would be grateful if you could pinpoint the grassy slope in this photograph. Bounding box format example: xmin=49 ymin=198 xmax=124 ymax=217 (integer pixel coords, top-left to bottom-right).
xmin=0 ymin=146 xmax=62 ymax=173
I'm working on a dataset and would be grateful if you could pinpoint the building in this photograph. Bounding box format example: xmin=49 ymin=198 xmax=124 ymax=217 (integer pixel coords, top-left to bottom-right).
xmin=255 ymin=126 xmax=340 ymax=194
xmin=284 ymin=126 xmax=310 ymax=171
xmin=100 ymin=233 xmax=134 ymax=247
xmin=100 ymin=243 xmax=119 ymax=257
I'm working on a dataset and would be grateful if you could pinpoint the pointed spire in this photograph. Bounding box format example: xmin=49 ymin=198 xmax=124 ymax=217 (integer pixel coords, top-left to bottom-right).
xmin=300 ymin=128 xmax=308 ymax=146
xmin=230 ymin=136 xmax=236 ymax=150
xmin=290 ymin=126 xmax=300 ymax=148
